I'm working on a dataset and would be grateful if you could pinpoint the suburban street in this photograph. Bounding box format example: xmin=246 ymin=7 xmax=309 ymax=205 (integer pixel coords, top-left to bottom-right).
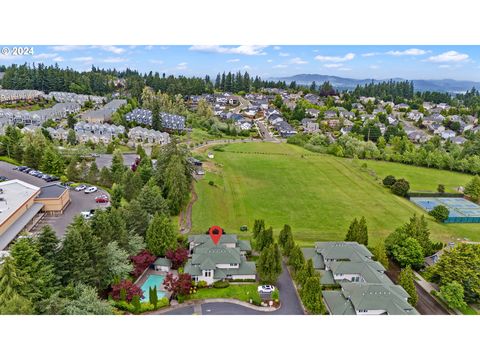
xmin=0 ymin=161 xmax=109 ymax=238
xmin=255 ymin=120 xmax=278 ymax=142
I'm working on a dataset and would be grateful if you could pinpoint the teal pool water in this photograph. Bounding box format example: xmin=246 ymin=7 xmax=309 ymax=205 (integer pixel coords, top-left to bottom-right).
xmin=141 ymin=274 xmax=166 ymax=302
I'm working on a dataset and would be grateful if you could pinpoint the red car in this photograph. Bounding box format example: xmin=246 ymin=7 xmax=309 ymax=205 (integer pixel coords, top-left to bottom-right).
xmin=95 ymin=195 xmax=109 ymax=203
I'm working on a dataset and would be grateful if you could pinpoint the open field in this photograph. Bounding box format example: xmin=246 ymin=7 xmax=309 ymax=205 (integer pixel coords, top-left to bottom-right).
xmin=191 ymin=142 xmax=480 ymax=246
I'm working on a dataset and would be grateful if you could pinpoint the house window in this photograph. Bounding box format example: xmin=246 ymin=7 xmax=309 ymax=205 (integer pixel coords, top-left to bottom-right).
xmin=204 ymin=270 xmax=212 ymax=277
xmin=230 ymin=264 xmax=236 ymax=267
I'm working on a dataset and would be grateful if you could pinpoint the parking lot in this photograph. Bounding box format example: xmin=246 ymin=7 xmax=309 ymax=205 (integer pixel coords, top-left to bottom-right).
xmin=0 ymin=161 xmax=109 ymax=238
xmin=95 ymin=153 xmax=139 ymax=169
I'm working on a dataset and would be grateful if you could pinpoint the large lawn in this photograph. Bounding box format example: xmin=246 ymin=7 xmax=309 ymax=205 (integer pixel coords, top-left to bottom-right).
xmin=191 ymin=142 xmax=480 ymax=246
xmin=189 ymin=284 xmax=261 ymax=303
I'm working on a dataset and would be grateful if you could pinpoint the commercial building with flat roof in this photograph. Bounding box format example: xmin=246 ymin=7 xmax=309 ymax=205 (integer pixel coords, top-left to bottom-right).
xmin=0 ymin=179 xmax=71 ymax=250
xmin=0 ymin=179 xmax=43 ymax=250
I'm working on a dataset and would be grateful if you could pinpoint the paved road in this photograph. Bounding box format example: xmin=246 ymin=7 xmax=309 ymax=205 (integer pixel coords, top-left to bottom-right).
xmin=95 ymin=153 xmax=139 ymax=169
xmin=386 ymin=260 xmax=449 ymax=315
xmin=0 ymin=161 xmax=109 ymax=238
xmin=160 ymin=261 xmax=304 ymax=315
xmin=255 ymin=120 xmax=278 ymax=142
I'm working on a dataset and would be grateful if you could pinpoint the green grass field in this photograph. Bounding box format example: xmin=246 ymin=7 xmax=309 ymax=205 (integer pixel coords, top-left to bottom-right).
xmin=191 ymin=142 xmax=480 ymax=246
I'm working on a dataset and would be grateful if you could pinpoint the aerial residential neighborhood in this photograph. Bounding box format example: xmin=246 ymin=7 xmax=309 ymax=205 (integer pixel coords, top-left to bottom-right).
xmin=0 ymin=45 xmax=479 ymax=322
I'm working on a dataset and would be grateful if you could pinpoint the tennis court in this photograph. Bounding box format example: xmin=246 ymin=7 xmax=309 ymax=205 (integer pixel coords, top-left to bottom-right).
xmin=411 ymin=197 xmax=480 ymax=223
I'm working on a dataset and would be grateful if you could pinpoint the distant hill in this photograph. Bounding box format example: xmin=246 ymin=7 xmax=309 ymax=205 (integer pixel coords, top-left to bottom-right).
xmin=269 ymin=74 xmax=480 ymax=93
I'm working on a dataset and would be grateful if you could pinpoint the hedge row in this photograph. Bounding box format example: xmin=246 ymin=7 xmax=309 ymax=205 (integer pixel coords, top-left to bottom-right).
xmin=407 ymin=192 xmax=463 ymax=198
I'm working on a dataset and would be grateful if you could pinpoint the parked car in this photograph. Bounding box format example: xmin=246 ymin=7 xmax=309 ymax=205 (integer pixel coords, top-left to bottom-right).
xmin=81 ymin=209 xmax=96 ymax=220
xmin=15 ymin=166 xmax=27 ymax=171
xmin=28 ymin=170 xmax=38 ymax=175
xmin=21 ymin=167 xmax=31 ymax=173
xmin=95 ymin=194 xmax=109 ymax=203
xmin=75 ymin=184 xmax=87 ymax=191
xmin=258 ymin=285 xmax=275 ymax=294
xmin=90 ymin=153 xmax=100 ymax=158
xmin=34 ymin=172 xmax=44 ymax=178
xmin=61 ymin=181 xmax=74 ymax=188
xmin=84 ymin=186 xmax=98 ymax=194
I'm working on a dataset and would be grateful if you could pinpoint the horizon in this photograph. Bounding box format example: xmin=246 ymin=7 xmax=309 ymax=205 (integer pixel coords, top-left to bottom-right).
xmin=1 ymin=45 xmax=480 ymax=82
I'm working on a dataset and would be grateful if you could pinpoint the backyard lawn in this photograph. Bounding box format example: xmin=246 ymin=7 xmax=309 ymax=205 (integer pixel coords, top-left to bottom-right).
xmin=189 ymin=284 xmax=261 ymax=304
xmin=191 ymin=142 xmax=480 ymax=246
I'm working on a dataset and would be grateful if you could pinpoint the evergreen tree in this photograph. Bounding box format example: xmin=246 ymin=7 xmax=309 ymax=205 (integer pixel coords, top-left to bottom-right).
xmin=87 ymin=161 xmax=100 ymax=184
xmin=150 ymin=285 xmax=158 ymax=308
xmin=137 ymin=180 xmax=168 ymax=216
xmin=122 ymin=169 xmax=144 ymax=202
xmin=279 ymin=224 xmax=293 ymax=254
xmin=110 ymin=149 xmax=126 ymax=184
xmin=373 ymin=240 xmax=389 ymax=269
xmin=300 ymin=275 xmax=325 ymax=314
xmin=110 ymin=183 xmax=124 ymax=208
xmin=36 ymin=225 xmax=60 ymax=263
xmin=0 ymin=256 xmax=25 ymax=308
xmin=257 ymin=242 xmax=282 ymax=284
xmin=9 ymin=237 xmax=58 ymax=303
xmin=256 ymin=226 xmax=274 ymax=251
xmin=296 ymin=259 xmax=316 ymax=288
xmin=99 ymin=166 xmax=113 ymax=187
xmin=345 ymin=218 xmax=359 ymax=242
xmin=287 ymin=245 xmax=305 ymax=273
xmin=358 ymin=216 xmax=368 ymax=246
xmin=146 ymin=213 xmax=177 ymax=256
xmin=124 ymin=199 xmax=150 ymax=237
xmin=67 ymin=129 xmax=77 ymax=145
xmin=252 ymin=219 xmax=265 ymax=239
xmin=398 ymin=266 xmax=418 ymax=306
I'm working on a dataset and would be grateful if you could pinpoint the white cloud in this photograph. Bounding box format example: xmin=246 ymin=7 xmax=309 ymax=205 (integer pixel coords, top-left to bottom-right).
xmin=53 ymin=56 xmax=64 ymax=62
xmin=323 ymin=63 xmax=342 ymax=68
xmin=290 ymin=57 xmax=308 ymax=65
xmin=315 ymin=52 xmax=355 ymax=62
xmin=273 ymin=46 xmax=281 ymax=50
xmin=33 ymin=53 xmax=58 ymax=59
xmin=72 ymin=56 xmax=94 ymax=62
xmin=159 ymin=46 xmax=169 ymax=50
xmin=51 ymin=45 xmax=86 ymax=52
xmin=279 ymin=52 xmax=290 ymax=57
xmin=438 ymin=64 xmax=452 ymax=68
xmin=189 ymin=45 xmax=267 ymax=56
xmin=338 ymin=67 xmax=351 ymax=71
xmin=176 ymin=62 xmax=188 ymax=70
xmin=145 ymin=45 xmax=154 ymax=50
xmin=362 ymin=52 xmax=380 ymax=57
xmin=243 ymin=65 xmax=251 ymax=70
xmin=149 ymin=59 xmax=164 ymax=64
xmin=102 ymin=57 xmax=128 ymax=63
xmin=97 ymin=46 xmax=126 ymax=54
xmin=273 ymin=64 xmax=288 ymax=68
xmin=227 ymin=58 xmax=240 ymax=63
xmin=0 ymin=54 xmax=24 ymax=61
xmin=369 ymin=64 xmax=380 ymax=69
xmin=386 ymin=48 xmax=428 ymax=56
xmin=267 ymin=59 xmax=273 ymax=63
xmin=426 ymin=51 xmax=470 ymax=63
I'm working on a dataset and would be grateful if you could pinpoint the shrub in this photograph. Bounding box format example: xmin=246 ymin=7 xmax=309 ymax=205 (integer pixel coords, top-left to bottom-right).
xmin=391 ymin=178 xmax=410 ymax=197
xmin=208 ymin=180 xmax=214 ymax=186
xmin=437 ymin=184 xmax=445 ymax=193
xmin=213 ymin=280 xmax=230 ymax=289
xmin=429 ymin=205 xmax=449 ymax=223
xmin=272 ymin=289 xmax=280 ymax=302
xmin=113 ymin=298 xmax=169 ymax=314
xmin=196 ymin=280 xmax=208 ymax=288
xmin=382 ymin=175 xmax=396 ymax=187
xmin=110 ymin=279 xmax=143 ymax=302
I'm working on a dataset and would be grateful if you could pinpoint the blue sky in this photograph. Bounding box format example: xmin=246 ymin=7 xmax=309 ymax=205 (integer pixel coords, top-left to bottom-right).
xmin=1 ymin=45 xmax=480 ymax=81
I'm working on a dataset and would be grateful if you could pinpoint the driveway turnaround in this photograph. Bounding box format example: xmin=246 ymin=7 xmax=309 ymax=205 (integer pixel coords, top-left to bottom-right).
xmin=160 ymin=261 xmax=305 ymax=315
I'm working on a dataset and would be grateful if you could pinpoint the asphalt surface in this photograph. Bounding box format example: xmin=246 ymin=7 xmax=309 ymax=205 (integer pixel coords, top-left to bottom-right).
xmin=0 ymin=161 xmax=109 ymax=238
xmin=386 ymin=260 xmax=449 ymax=315
xmin=256 ymin=120 xmax=277 ymax=142
xmin=161 ymin=261 xmax=304 ymax=315
xmin=95 ymin=153 xmax=139 ymax=169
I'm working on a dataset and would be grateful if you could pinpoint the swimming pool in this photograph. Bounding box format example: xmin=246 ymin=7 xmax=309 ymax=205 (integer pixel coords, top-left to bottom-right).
xmin=140 ymin=274 xmax=166 ymax=302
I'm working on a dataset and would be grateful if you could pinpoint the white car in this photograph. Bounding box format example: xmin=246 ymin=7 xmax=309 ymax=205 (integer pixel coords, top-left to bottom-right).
xmin=258 ymin=285 xmax=275 ymax=294
xmin=84 ymin=186 xmax=98 ymax=194
xmin=75 ymin=184 xmax=87 ymax=192
xmin=81 ymin=210 xmax=95 ymax=220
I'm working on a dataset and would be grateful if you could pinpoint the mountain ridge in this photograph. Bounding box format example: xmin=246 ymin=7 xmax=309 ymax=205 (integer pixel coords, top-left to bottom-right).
xmin=269 ymin=74 xmax=480 ymax=93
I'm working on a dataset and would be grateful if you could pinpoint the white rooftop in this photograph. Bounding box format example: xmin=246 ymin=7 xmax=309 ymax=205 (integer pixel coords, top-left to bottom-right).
xmin=0 ymin=179 xmax=40 ymax=226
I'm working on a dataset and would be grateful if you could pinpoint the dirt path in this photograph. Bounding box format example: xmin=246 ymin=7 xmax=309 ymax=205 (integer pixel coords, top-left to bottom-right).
xmin=179 ymin=183 xmax=198 ymax=234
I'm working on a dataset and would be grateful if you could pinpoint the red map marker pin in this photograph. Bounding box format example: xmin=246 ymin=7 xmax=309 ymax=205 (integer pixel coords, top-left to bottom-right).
xmin=209 ymin=226 xmax=223 ymax=245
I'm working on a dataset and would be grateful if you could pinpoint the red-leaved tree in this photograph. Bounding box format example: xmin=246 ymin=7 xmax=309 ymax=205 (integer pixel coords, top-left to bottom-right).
xmin=163 ymin=273 xmax=192 ymax=297
xmin=110 ymin=279 xmax=144 ymax=302
xmin=166 ymin=247 xmax=189 ymax=269
xmin=130 ymin=249 xmax=156 ymax=278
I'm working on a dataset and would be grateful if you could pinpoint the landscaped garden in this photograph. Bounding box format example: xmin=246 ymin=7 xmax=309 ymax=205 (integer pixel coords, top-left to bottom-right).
xmin=192 ymin=142 xmax=480 ymax=246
